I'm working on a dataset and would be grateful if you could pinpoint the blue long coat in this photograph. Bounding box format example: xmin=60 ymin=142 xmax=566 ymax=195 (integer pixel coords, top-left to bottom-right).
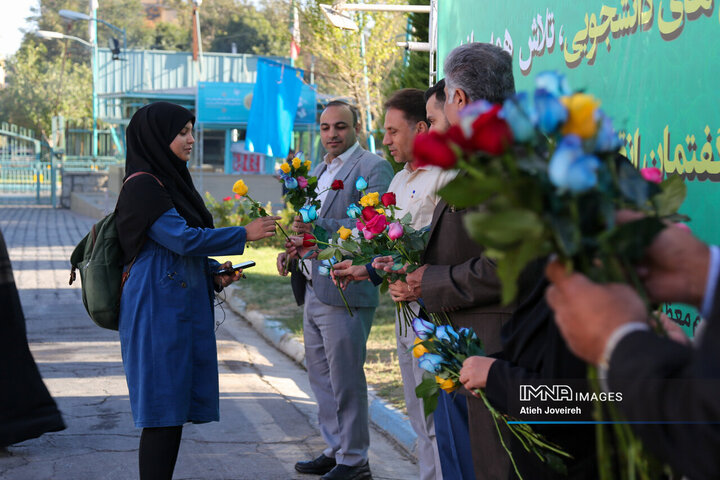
xmin=119 ymin=208 xmax=247 ymax=428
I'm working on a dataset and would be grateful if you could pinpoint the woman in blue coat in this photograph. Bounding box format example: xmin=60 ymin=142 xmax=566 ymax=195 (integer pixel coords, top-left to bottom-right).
xmin=115 ymin=102 xmax=279 ymax=479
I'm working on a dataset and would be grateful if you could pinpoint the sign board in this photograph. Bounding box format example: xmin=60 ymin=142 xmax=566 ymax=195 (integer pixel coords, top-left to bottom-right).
xmin=230 ymin=142 xmax=266 ymax=174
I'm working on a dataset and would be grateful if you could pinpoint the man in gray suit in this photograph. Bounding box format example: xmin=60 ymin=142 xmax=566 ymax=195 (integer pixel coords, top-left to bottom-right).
xmin=277 ymin=101 xmax=393 ymax=480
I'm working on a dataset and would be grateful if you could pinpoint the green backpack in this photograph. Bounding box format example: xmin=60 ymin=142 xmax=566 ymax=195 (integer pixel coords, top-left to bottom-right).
xmin=69 ymin=172 xmax=162 ymax=330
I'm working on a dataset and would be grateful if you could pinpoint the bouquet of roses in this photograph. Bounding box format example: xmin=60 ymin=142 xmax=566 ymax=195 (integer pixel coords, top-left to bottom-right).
xmin=414 ymin=71 xmax=687 ymax=305
xmin=412 ymin=70 xmax=683 ymax=479
xmin=410 ymin=317 xmax=572 ymax=479
xmin=277 ymin=152 xmax=345 ymax=223
xmin=313 ymin=176 xmax=432 ymax=331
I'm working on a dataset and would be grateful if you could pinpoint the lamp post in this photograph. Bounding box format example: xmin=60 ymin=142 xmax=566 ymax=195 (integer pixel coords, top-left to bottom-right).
xmin=58 ymin=5 xmax=127 ymax=158
xmin=319 ymin=2 xmax=436 ymax=152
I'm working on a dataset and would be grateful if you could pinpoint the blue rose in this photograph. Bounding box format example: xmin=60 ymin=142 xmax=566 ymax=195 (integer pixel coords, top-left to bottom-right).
xmin=322 ymin=257 xmax=338 ymax=267
xmin=346 ymin=203 xmax=362 ymax=219
xmin=284 ymin=177 xmax=299 ymax=190
xmin=317 ymin=265 xmax=331 ymax=277
xmin=549 ymin=135 xmax=602 ymax=193
xmin=299 ymin=205 xmax=318 ymax=223
xmin=435 ymin=325 xmax=460 ymax=344
xmin=355 ymin=176 xmax=368 ymax=191
xmin=458 ymin=327 xmax=478 ymax=341
xmin=418 ymin=353 xmax=445 ymax=374
xmin=458 ymin=99 xmax=493 ymax=136
xmin=535 ymin=71 xmax=571 ymax=97
xmin=534 ymin=89 xmax=568 ymax=134
xmin=500 ymin=92 xmax=537 ymax=143
xmin=594 ymin=110 xmax=622 ymax=153
xmin=412 ymin=317 xmax=436 ymax=340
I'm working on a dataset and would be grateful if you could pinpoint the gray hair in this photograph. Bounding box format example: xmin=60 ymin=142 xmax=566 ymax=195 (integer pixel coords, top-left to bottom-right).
xmin=443 ymin=43 xmax=515 ymax=104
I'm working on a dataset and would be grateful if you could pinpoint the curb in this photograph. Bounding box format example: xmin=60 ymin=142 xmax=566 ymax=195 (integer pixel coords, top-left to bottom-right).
xmin=223 ymin=283 xmax=418 ymax=458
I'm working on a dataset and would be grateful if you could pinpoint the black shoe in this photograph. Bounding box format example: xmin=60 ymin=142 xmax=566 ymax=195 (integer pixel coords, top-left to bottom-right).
xmin=320 ymin=462 xmax=372 ymax=480
xmin=295 ymin=454 xmax=337 ymax=475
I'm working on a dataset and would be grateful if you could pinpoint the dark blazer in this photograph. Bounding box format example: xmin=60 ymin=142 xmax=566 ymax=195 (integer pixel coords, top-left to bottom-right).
xmin=290 ymin=146 xmax=393 ymax=308
xmin=608 ymin=278 xmax=720 ymax=480
xmin=420 ymin=200 xmax=514 ymax=480
xmin=485 ymin=261 xmax=597 ymax=479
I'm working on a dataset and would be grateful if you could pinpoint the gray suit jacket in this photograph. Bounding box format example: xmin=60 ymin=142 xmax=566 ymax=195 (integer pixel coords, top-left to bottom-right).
xmin=291 ymin=146 xmax=393 ymax=308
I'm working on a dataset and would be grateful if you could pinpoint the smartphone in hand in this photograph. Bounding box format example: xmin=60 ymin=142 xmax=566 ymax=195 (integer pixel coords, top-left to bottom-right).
xmin=215 ymin=260 xmax=256 ymax=275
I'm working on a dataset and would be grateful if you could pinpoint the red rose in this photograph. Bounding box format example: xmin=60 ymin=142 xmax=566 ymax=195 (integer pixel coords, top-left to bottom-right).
xmin=381 ymin=192 xmax=396 ymax=207
xmin=365 ymin=214 xmax=388 ymax=235
xmin=223 ymin=196 xmax=232 ymax=202
xmin=413 ymin=131 xmax=458 ymax=169
xmin=331 ymin=179 xmax=344 ymax=190
xmin=302 ymin=233 xmax=316 ymax=248
xmin=361 ymin=206 xmax=378 ymax=222
xmin=445 ymin=125 xmax=472 ymax=151
xmin=469 ymin=104 xmax=513 ymax=155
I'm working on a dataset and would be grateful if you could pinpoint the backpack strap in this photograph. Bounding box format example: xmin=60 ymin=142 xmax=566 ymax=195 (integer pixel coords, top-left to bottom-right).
xmin=117 ymin=171 xmax=165 ymax=291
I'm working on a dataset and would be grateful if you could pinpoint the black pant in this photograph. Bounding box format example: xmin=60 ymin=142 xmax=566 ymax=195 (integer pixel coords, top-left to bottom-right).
xmin=139 ymin=426 xmax=183 ymax=480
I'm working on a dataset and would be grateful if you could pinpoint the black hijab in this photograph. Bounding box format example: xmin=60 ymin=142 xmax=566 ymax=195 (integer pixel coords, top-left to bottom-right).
xmin=116 ymin=102 xmax=214 ymax=263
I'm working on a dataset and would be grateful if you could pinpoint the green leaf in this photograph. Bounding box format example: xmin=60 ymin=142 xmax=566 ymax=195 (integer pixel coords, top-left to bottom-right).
xmin=464 ymin=209 xmax=544 ymax=249
xmin=314 ymin=225 xmax=329 ymax=244
xmin=549 ymin=215 xmax=579 ymax=257
xmin=617 ymin=159 xmax=660 ymax=207
xmin=544 ymin=452 xmax=569 ymax=475
xmin=341 ymin=239 xmax=359 ymax=252
xmin=379 ymin=279 xmax=389 ymax=294
xmin=653 ymin=174 xmax=687 ymax=216
xmin=415 ymin=375 xmax=440 ymax=417
xmin=495 ymin=239 xmax=549 ymax=304
xmin=601 ymin=217 xmax=666 ymax=263
xmin=317 ymin=248 xmax=336 ymax=261
xmin=437 ymin=174 xmax=500 ymax=209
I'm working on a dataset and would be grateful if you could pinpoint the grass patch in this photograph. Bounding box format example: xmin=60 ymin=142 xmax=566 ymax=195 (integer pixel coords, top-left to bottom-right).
xmin=214 ymin=246 xmax=406 ymax=412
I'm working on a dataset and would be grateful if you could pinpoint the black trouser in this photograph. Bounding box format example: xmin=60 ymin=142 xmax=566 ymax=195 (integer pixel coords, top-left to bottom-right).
xmin=139 ymin=426 xmax=183 ymax=480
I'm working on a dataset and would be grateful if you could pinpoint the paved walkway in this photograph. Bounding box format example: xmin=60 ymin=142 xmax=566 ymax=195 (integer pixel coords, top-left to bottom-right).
xmin=0 ymin=206 xmax=417 ymax=480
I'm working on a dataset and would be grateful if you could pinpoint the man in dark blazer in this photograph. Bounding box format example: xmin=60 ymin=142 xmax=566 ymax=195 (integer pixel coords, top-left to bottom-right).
xmin=278 ymin=101 xmax=393 ymax=480
xmin=378 ymin=43 xmax=517 ymax=480
xmin=546 ymin=219 xmax=720 ymax=480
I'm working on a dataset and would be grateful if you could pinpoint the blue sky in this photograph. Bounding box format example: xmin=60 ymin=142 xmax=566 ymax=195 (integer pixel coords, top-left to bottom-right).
xmin=0 ymin=0 xmax=36 ymax=59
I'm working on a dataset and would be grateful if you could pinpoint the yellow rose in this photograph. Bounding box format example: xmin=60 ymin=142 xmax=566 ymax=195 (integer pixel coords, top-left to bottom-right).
xmin=280 ymin=163 xmax=291 ymax=174
xmin=375 ymin=208 xmax=385 ymax=215
xmin=337 ymin=226 xmax=352 ymax=240
xmin=560 ymin=93 xmax=600 ymax=139
xmin=232 ymin=179 xmax=248 ymax=196
xmin=304 ymin=160 xmax=312 ymax=170
xmin=359 ymin=192 xmax=380 ymax=207
xmin=435 ymin=375 xmax=458 ymax=393
xmin=412 ymin=337 xmax=428 ymax=359
xmin=292 ymin=157 xmax=301 ymax=169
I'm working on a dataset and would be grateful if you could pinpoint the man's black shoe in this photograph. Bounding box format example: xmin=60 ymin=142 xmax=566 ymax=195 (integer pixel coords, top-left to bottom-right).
xmin=294 ymin=454 xmax=337 ymax=475
xmin=320 ymin=462 xmax=372 ymax=480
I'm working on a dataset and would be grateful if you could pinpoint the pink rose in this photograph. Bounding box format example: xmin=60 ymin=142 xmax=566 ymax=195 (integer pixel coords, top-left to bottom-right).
xmin=363 ymin=229 xmax=375 ymax=240
xmin=387 ymin=221 xmax=403 ymax=240
xmin=640 ymin=167 xmax=663 ymax=184
xmin=365 ymin=214 xmax=388 ymax=235
xmin=297 ymin=176 xmax=308 ymax=188
xmin=674 ymin=222 xmax=691 ymax=232
xmin=356 ymin=219 xmax=366 ymax=231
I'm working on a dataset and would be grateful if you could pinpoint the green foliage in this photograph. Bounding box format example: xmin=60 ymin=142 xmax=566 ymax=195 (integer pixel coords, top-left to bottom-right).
xmin=384 ymin=0 xmax=430 ymax=93
xmin=299 ymin=0 xmax=406 ymax=147
xmin=204 ymin=192 xmax=293 ymax=249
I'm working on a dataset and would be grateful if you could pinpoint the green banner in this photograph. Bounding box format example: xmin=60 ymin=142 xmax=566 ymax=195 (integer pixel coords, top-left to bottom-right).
xmin=438 ymin=0 xmax=719 ymax=333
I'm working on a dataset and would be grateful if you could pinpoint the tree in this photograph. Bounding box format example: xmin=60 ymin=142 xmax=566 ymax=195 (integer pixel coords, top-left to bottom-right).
xmin=0 ymin=41 xmax=91 ymax=142
xmin=299 ymin=0 xmax=406 ymax=148
xmin=385 ymin=0 xmax=430 ymax=93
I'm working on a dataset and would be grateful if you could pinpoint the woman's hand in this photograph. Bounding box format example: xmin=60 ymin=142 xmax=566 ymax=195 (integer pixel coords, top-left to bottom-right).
xmin=214 ymin=261 xmax=242 ymax=289
xmin=245 ymin=216 xmax=281 ymax=241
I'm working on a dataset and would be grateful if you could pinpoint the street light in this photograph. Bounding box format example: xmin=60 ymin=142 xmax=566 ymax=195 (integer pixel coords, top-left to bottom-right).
xmin=58 ymin=7 xmax=127 ymax=159
xmin=319 ymin=2 xmax=436 ymax=153
xmin=36 ymin=30 xmax=92 ymax=47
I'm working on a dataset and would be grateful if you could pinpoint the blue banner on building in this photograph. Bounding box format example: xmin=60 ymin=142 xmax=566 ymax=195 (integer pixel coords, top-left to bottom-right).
xmin=244 ymin=59 xmax=304 ymax=158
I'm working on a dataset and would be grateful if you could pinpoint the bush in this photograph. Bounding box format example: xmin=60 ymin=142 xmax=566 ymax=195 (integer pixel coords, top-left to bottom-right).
xmin=205 ymin=193 xmax=294 ymax=248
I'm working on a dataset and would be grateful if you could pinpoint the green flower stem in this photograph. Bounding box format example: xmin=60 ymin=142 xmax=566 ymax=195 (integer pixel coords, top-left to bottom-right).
xmin=329 ymin=265 xmax=354 ymax=317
